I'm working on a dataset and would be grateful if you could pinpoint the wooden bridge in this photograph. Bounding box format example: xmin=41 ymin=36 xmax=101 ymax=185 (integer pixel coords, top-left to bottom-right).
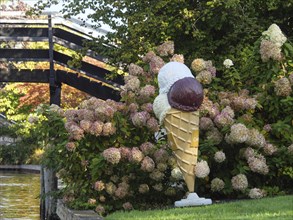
xmin=0 ymin=13 xmax=123 ymax=106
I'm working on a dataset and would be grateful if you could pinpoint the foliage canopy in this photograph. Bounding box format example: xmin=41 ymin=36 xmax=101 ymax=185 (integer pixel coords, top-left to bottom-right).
xmin=33 ymin=0 xmax=293 ymax=67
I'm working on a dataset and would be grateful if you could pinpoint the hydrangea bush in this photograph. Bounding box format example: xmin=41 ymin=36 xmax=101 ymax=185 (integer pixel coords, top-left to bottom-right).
xmin=33 ymin=41 xmax=192 ymax=215
xmin=195 ymin=23 xmax=292 ymax=199
xmin=30 ymin=25 xmax=293 ymax=215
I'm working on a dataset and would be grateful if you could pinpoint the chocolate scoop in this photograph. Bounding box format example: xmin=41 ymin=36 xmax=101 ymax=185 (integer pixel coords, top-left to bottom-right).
xmin=167 ymin=77 xmax=203 ymax=111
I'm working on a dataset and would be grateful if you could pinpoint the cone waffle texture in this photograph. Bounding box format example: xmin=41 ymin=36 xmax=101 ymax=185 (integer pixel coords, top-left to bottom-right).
xmin=164 ymin=108 xmax=199 ymax=192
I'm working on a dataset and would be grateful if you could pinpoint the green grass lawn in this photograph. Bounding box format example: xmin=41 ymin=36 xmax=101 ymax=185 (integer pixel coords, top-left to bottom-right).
xmin=105 ymin=195 xmax=293 ymax=220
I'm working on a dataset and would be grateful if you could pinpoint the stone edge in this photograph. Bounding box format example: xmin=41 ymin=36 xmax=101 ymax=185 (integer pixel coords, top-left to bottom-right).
xmin=57 ymin=200 xmax=104 ymax=220
xmin=0 ymin=164 xmax=41 ymax=173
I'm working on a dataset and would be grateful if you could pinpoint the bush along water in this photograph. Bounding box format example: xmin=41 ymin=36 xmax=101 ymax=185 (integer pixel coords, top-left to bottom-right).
xmin=30 ymin=24 xmax=293 ymax=215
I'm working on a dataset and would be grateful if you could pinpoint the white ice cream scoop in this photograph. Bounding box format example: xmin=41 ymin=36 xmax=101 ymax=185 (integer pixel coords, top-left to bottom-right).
xmin=158 ymin=62 xmax=194 ymax=94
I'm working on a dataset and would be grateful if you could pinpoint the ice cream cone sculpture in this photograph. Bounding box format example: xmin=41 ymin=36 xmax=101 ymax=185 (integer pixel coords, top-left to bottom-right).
xmin=154 ymin=62 xmax=212 ymax=206
xmin=164 ymin=108 xmax=199 ymax=192
xmin=153 ymin=61 xmax=203 ymax=193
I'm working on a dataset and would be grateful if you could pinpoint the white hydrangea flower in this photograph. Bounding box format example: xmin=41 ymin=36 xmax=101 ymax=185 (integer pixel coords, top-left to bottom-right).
xmin=231 ymin=174 xmax=248 ymax=191
xmin=211 ymin=178 xmax=225 ymax=192
xmin=28 ymin=114 xmax=39 ymax=124
xmin=194 ymin=160 xmax=210 ymax=178
xmin=171 ymin=167 xmax=183 ymax=180
xmin=228 ymin=123 xmax=249 ymax=143
xmin=214 ymin=151 xmax=226 ymax=163
xmin=248 ymin=188 xmax=266 ymax=199
xmin=262 ymin=24 xmax=287 ymax=47
xmin=223 ymin=59 xmax=234 ymax=68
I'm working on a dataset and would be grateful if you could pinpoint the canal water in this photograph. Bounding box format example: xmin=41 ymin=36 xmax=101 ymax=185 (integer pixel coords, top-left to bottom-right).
xmin=0 ymin=170 xmax=40 ymax=219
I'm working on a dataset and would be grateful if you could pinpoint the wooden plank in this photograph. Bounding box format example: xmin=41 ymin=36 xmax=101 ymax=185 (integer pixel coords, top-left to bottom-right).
xmin=0 ymin=36 xmax=48 ymax=42
xmin=0 ymin=69 xmax=50 ymax=82
xmin=0 ymin=49 xmax=49 ymax=61
xmin=56 ymin=70 xmax=121 ymax=101
xmin=0 ymin=27 xmax=48 ymax=37
xmin=53 ymin=36 xmax=105 ymax=62
xmin=53 ymin=51 xmax=123 ymax=85
xmin=54 ymin=28 xmax=90 ymax=47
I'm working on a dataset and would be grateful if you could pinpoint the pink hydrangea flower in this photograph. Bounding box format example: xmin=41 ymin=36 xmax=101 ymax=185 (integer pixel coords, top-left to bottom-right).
xmin=142 ymin=51 xmax=156 ymax=63
xmin=128 ymin=63 xmax=144 ymax=76
xmin=149 ymin=56 xmax=165 ymax=74
xmin=206 ymin=128 xmax=223 ymax=144
xmin=89 ymin=121 xmax=103 ymax=136
xmin=199 ymin=117 xmax=214 ymax=131
xmin=114 ymin=182 xmax=129 ymax=199
xmin=66 ymin=142 xmax=76 ymax=151
xmin=274 ymin=77 xmax=292 ymax=96
xmin=68 ymin=124 xmax=84 ymax=141
xmin=247 ymin=155 xmax=269 ymax=175
xmin=214 ymin=113 xmax=234 ymax=128
xmin=260 ymin=39 xmax=282 ymax=62
xmin=64 ymin=109 xmax=79 ymax=121
xmin=156 ymin=41 xmax=174 ymax=56
xmin=141 ymin=156 xmax=155 ymax=172
xmin=146 ymin=117 xmax=159 ymax=132
xmin=196 ymin=70 xmax=213 ymax=84
xmin=94 ymin=105 xmax=115 ymax=122
xmin=88 ymin=198 xmax=96 ymax=204
xmin=102 ymin=147 xmax=121 ymax=164
xmin=139 ymin=85 xmax=156 ymax=101
xmin=119 ymin=147 xmax=131 ymax=160
xmin=128 ymin=103 xmax=139 ymax=113
xmin=149 ymin=169 xmax=165 ymax=181
xmin=243 ymin=147 xmax=255 ymax=160
xmin=94 ymin=180 xmax=105 ymax=191
xmin=157 ymin=163 xmax=168 ymax=172
xmin=263 ymin=143 xmax=278 ymax=155
xmin=129 ymin=147 xmax=144 ymax=163
xmin=152 ymin=183 xmax=163 ymax=191
xmin=141 ymin=103 xmax=153 ymax=113
xmin=102 ymin=122 xmax=116 ymax=136
xmin=79 ymin=120 xmax=92 ymax=133
xmin=95 ymin=205 xmax=105 ymax=215
xmin=263 ymin=124 xmax=272 ymax=132
xmin=105 ymin=182 xmax=117 ymax=195
xmin=131 ymin=111 xmax=150 ymax=127
xmin=191 ymin=58 xmax=206 ymax=72
xmin=153 ymin=148 xmax=169 ymax=163
xmin=77 ymin=109 xmax=95 ymax=121
xmin=122 ymin=202 xmax=133 ymax=210
xmin=170 ymin=54 xmax=184 ymax=63
xmin=139 ymin=142 xmax=156 ymax=155
xmin=124 ymin=76 xmax=141 ymax=91
xmin=138 ymin=184 xmax=150 ymax=194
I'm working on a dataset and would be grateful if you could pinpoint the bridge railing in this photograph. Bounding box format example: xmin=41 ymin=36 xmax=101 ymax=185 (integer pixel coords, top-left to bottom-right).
xmin=0 ymin=13 xmax=123 ymax=102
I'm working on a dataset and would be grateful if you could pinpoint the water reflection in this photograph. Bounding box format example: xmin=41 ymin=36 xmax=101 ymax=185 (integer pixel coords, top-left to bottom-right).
xmin=0 ymin=171 xmax=40 ymax=219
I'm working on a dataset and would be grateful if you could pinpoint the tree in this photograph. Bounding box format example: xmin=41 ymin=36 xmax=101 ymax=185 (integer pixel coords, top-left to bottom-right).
xmin=32 ymin=0 xmax=293 ymax=68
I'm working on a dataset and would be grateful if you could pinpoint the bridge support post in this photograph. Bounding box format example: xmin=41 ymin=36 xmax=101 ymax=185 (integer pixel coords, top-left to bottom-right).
xmin=48 ymin=14 xmax=61 ymax=106
xmin=40 ymin=167 xmax=58 ymax=220
xmin=40 ymin=14 xmax=60 ymax=220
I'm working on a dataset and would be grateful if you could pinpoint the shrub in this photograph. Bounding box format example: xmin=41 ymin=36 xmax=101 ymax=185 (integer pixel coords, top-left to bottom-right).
xmin=31 ymin=24 xmax=293 ymax=215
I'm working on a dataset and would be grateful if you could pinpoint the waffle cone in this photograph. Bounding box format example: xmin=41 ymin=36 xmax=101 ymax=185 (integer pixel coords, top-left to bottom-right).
xmin=164 ymin=108 xmax=199 ymax=192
